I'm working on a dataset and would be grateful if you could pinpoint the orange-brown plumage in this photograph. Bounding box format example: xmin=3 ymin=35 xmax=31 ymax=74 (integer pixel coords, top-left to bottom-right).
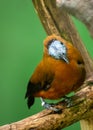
xmin=25 ymin=34 xmax=86 ymax=110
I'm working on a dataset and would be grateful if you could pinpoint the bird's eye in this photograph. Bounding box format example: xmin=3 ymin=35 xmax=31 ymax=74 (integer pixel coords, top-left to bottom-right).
xmin=77 ymin=60 xmax=83 ymax=65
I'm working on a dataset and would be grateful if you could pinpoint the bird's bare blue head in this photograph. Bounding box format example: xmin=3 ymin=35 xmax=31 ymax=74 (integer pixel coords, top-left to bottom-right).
xmin=48 ymin=39 xmax=69 ymax=63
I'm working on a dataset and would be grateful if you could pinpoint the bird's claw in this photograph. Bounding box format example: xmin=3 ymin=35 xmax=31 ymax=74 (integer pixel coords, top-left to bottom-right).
xmin=40 ymin=98 xmax=61 ymax=112
xmin=63 ymin=96 xmax=73 ymax=107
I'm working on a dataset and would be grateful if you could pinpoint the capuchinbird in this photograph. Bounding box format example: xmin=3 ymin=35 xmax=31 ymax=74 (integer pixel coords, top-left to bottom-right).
xmin=25 ymin=34 xmax=86 ymax=112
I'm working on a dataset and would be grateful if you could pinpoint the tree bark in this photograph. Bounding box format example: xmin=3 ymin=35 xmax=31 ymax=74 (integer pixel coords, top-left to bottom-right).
xmin=0 ymin=0 xmax=93 ymax=130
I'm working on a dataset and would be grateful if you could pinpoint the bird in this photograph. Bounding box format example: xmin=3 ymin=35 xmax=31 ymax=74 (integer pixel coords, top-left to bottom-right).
xmin=25 ymin=34 xmax=86 ymax=112
xmin=56 ymin=0 xmax=93 ymax=38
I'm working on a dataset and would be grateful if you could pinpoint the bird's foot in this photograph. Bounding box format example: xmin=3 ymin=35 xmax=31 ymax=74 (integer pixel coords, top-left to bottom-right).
xmin=40 ymin=98 xmax=61 ymax=112
xmin=63 ymin=96 xmax=73 ymax=107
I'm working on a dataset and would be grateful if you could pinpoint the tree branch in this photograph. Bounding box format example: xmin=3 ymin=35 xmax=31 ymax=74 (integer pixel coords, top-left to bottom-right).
xmin=56 ymin=0 xmax=93 ymax=38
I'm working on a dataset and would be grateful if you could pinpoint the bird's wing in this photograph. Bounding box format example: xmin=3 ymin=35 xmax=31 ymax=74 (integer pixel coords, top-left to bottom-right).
xmin=25 ymin=60 xmax=54 ymax=108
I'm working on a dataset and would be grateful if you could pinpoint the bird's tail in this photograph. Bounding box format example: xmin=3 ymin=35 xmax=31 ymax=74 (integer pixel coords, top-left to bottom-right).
xmin=25 ymin=94 xmax=35 ymax=109
xmin=25 ymin=82 xmax=35 ymax=109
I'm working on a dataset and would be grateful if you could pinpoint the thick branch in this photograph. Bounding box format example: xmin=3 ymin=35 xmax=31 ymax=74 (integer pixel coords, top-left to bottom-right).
xmin=0 ymin=78 xmax=93 ymax=130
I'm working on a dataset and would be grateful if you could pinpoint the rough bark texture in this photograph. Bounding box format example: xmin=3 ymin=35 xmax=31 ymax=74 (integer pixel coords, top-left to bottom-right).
xmin=0 ymin=0 xmax=93 ymax=130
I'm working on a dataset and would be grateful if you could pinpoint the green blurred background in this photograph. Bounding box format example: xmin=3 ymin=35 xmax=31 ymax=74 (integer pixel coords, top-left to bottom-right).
xmin=0 ymin=0 xmax=93 ymax=129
